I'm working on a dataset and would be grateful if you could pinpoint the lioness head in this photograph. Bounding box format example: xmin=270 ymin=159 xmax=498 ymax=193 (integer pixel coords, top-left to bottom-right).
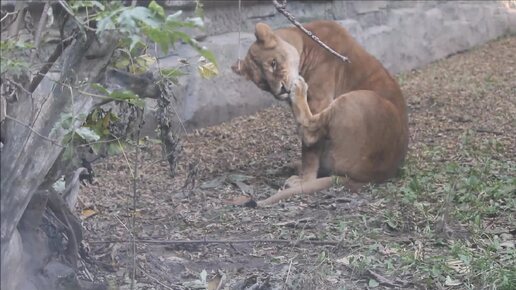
xmin=232 ymin=23 xmax=300 ymax=101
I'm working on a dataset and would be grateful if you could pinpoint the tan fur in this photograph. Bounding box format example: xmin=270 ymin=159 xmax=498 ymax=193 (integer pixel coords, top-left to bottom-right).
xmin=233 ymin=21 xmax=409 ymax=206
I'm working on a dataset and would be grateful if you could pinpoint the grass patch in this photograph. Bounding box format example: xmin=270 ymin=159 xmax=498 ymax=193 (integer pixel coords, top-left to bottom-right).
xmin=362 ymin=130 xmax=515 ymax=289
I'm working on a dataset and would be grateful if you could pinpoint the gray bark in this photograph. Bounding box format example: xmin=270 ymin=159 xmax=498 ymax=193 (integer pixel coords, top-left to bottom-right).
xmin=0 ymin=5 xmax=119 ymax=288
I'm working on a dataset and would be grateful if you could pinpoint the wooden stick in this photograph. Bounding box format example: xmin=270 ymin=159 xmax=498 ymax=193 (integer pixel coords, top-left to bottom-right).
xmin=272 ymin=0 xmax=350 ymax=63
xmin=89 ymin=238 xmax=353 ymax=247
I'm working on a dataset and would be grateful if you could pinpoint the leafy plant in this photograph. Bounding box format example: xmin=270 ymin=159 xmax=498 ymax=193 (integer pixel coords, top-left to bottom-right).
xmin=0 ymin=40 xmax=33 ymax=76
xmin=53 ymin=0 xmax=218 ymax=160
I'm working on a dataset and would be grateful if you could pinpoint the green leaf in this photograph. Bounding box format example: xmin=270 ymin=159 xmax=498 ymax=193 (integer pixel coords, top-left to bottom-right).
xmin=160 ymin=67 xmax=187 ymax=84
xmin=128 ymin=97 xmax=145 ymax=108
xmin=107 ymin=142 xmax=124 ymax=155
xmin=113 ymin=57 xmax=130 ymax=69
xmin=185 ymin=17 xmax=204 ymax=28
xmin=148 ymin=0 xmax=165 ymax=19
xmin=120 ymin=7 xmax=160 ymax=29
xmin=135 ymin=54 xmax=156 ymax=69
xmin=91 ymin=83 xmax=110 ymax=95
xmin=75 ymin=127 xmax=101 ymax=142
xmin=110 ymin=90 xmax=139 ymax=100
xmin=96 ymin=15 xmax=117 ymax=34
xmin=14 ymin=41 xmax=34 ymax=49
xmin=368 ymin=279 xmax=380 ymax=288
xmin=62 ymin=132 xmax=74 ymax=145
xmin=71 ymin=0 xmax=105 ymax=11
xmin=144 ymin=27 xmax=170 ymax=53
xmin=129 ymin=34 xmax=144 ymax=52
xmin=62 ymin=145 xmax=74 ymax=161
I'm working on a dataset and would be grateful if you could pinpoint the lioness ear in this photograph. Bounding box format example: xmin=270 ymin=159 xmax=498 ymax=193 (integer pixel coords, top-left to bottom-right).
xmin=255 ymin=23 xmax=277 ymax=48
xmin=231 ymin=59 xmax=246 ymax=76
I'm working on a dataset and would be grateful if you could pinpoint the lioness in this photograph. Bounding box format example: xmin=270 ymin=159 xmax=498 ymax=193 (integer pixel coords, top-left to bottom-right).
xmin=232 ymin=20 xmax=408 ymax=206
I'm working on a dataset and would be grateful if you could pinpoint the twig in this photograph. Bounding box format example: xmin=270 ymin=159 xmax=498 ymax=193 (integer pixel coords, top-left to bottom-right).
xmin=4 ymin=114 xmax=64 ymax=147
xmin=366 ymin=269 xmax=404 ymax=288
xmin=0 ymin=11 xmax=19 ymax=23
xmin=285 ymin=258 xmax=294 ymax=285
xmin=272 ymin=0 xmax=350 ymax=63
xmin=475 ymin=128 xmax=503 ymax=135
xmin=139 ymin=267 xmax=176 ymax=290
xmin=89 ymin=238 xmax=353 ymax=247
xmin=130 ymin=124 xmax=141 ymax=290
xmin=114 ymin=215 xmax=134 ymax=239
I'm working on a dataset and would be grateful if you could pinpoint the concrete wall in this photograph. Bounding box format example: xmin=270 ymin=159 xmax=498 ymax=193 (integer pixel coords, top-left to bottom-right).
xmin=143 ymin=0 xmax=516 ymax=134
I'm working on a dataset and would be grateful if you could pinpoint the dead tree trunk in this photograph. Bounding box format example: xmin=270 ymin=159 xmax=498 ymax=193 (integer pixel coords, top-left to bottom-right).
xmin=1 ymin=3 xmax=119 ymax=289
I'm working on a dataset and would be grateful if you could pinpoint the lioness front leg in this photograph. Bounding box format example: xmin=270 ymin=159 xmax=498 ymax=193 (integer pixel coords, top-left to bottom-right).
xmin=284 ymin=77 xmax=326 ymax=188
xmin=290 ymin=76 xmax=327 ymax=146
xmin=285 ymin=143 xmax=320 ymax=188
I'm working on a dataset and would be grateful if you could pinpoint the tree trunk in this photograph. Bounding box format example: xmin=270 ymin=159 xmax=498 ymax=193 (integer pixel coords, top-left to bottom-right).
xmin=1 ymin=7 xmax=119 ymax=288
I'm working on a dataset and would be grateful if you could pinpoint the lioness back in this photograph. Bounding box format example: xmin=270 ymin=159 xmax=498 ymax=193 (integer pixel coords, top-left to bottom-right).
xmin=277 ymin=20 xmax=409 ymax=157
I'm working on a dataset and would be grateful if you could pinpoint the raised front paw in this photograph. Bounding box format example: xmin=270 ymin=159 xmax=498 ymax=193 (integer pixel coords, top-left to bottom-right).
xmin=290 ymin=76 xmax=308 ymax=102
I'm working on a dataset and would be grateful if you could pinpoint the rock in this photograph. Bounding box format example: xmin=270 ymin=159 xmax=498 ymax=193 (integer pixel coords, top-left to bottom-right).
xmin=143 ymin=32 xmax=276 ymax=135
xmin=131 ymin=1 xmax=516 ymax=136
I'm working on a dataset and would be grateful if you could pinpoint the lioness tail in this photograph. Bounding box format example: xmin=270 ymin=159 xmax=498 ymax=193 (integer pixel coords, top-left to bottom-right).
xmin=257 ymin=176 xmax=357 ymax=206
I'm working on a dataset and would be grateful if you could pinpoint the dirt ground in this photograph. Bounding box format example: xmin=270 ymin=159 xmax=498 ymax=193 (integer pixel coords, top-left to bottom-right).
xmin=81 ymin=36 xmax=515 ymax=290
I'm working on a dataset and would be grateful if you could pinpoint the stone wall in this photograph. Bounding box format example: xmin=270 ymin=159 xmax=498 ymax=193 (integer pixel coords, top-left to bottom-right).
xmin=143 ymin=0 xmax=516 ymax=134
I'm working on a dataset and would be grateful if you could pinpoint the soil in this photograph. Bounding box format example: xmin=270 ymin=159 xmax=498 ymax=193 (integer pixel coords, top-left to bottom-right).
xmin=80 ymin=35 xmax=515 ymax=290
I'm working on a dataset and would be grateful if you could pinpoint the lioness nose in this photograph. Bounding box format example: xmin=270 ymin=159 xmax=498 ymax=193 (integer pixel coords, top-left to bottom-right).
xmin=280 ymin=84 xmax=290 ymax=94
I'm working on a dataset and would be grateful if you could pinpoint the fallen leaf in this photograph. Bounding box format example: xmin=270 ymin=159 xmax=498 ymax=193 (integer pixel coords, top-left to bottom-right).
xmin=444 ymin=275 xmax=462 ymax=286
xmin=335 ymin=256 xmax=350 ymax=266
xmin=223 ymin=195 xmax=252 ymax=206
xmin=368 ymin=279 xmax=380 ymax=288
xmin=81 ymin=208 xmax=97 ymax=220
xmin=207 ymin=270 xmax=226 ymax=290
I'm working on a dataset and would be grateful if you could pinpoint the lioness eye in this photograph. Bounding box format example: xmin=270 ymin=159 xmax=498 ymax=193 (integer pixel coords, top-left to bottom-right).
xmin=271 ymin=59 xmax=277 ymax=70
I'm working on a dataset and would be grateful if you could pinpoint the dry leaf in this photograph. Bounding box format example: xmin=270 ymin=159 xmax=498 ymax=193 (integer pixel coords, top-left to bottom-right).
xmin=224 ymin=195 xmax=252 ymax=206
xmin=197 ymin=62 xmax=219 ymax=79
xmin=207 ymin=270 xmax=226 ymax=290
xmin=81 ymin=208 xmax=97 ymax=220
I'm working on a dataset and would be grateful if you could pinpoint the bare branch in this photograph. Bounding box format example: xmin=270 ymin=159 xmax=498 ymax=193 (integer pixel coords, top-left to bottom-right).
xmin=366 ymin=269 xmax=407 ymax=288
xmin=130 ymin=124 xmax=141 ymax=290
xmin=89 ymin=238 xmax=359 ymax=247
xmin=272 ymin=0 xmax=350 ymax=63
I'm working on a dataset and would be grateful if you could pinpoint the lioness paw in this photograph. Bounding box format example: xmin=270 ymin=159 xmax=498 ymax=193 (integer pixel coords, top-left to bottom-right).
xmin=284 ymin=175 xmax=304 ymax=188
xmin=294 ymin=76 xmax=308 ymax=95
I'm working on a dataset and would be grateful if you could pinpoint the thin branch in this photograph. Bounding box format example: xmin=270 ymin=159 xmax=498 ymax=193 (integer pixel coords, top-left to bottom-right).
xmin=272 ymin=0 xmax=350 ymax=63
xmin=130 ymin=122 xmax=141 ymax=290
xmin=89 ymin=238 xmax=356 ymax=247
xmin=366 ymin=269 xmax=406 ymax=288
xmin=139 ymin=267 xmax=176 ymax=290
xmin=3 ymin=114 xmax=64 ymax=147
xmin=0 ymin=11 xmax=19 ymax=23
xmin=475 ymin=128 xmax=503 ymax=135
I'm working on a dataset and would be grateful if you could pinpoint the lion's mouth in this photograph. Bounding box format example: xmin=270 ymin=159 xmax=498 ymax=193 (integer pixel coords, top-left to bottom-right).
xmin=275 ymin=83 xmax=290 ymax=100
